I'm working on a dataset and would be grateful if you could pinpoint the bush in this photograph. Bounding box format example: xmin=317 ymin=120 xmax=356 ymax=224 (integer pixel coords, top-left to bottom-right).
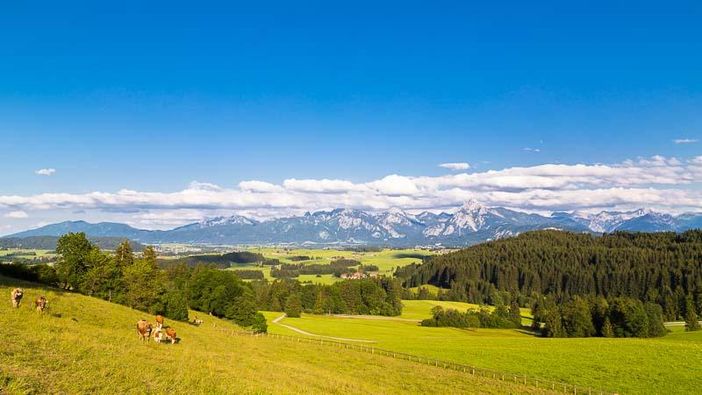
xmin=251 ymin=312 xmax=268 ymax=333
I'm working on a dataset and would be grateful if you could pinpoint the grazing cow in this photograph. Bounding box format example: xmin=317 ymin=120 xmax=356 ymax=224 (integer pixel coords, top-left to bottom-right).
xmin=155 ymin=315 xmax=165 ymax=330
xmin=10 ymin=288 xmax=23 ymax=308
xmin=153 ymin=328 xmax=164 ymax=343
xmin=35 ymin=296 xmax=48 ymax=313
xmin=192 ymin=316 xmax=204 ymax=326
xmin=136 ymin=320 xmax=153 ymax=342
xmin=165 ymin=327 xmax=177 ymax=344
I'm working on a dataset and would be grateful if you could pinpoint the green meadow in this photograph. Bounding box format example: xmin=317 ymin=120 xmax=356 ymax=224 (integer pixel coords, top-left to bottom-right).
xmin=0 ymin=249 xmax=55 ymax=258
xmin=234 ymin=247 xmax=433 ymax=284
xmin=267 ymin=300 xmax=702 ymax=394
xmin=0 ymin=275 xmax=545 ymax=394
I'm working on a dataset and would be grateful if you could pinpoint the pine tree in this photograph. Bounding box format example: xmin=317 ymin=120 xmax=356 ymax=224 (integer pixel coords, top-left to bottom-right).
xmin=509 ymin=300 xmax=522 ymax=327
xmin=142 ymin=246 xmax=158 ymax=268
xmin=114 ymin=240 xmax=134 ymax=268
xmin=685 ymin=296 xmax=701 ymax=331
xmin=601 ymin=317 xmax=615 ymax=338
xmin=285 ymin=293 xmax=303 ymax=318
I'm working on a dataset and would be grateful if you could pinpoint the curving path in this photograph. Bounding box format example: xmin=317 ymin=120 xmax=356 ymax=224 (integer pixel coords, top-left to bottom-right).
xmin=272 ymin=313 xmax=377 ymax=343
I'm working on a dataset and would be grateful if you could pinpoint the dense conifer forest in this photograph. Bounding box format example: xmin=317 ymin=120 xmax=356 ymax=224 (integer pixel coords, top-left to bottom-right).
xmin=398 ymin=230 xmax=702 ymax=321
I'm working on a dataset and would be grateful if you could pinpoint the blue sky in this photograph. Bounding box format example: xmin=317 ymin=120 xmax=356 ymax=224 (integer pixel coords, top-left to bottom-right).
xmin=1 ymin=1 xmax=701 ymax=233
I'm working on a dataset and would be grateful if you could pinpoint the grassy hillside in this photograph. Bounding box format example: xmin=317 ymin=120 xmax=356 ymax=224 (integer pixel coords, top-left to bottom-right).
xmin=0 ymin=276 xmax=543 ymax=394
xmin=267 ymin=304 xmax=702 ymax=394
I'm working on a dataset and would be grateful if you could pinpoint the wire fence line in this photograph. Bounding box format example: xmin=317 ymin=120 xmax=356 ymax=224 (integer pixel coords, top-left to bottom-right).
xmin=213 ymin=326 xmax=615 ymax=395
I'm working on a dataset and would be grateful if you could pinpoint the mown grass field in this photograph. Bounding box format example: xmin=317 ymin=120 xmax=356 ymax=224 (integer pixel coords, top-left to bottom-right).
xmin=267 ymin=300 xmax=702 ymax=394
xmin=400 ymin=300 xmax=533 ymax=325
xmin=0 ymin=249 xmax=55 ymax=258
xmin=0 ymin=276 xmax=545 ymax=394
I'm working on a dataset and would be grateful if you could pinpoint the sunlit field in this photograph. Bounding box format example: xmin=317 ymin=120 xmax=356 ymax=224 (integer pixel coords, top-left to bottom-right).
xmin=266 ymin=301 xmax=702 ymax=394
xmin=232 ymin=248 xmax=434 ymax=284
xmin=0 ymin=276 xmax=547 ymax=394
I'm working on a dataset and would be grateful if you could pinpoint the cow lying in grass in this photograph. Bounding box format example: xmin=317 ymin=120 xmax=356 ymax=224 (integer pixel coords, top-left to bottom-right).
xmin=10 ymin=288 xmax=23 ymax=308
xmin=136 ymin=320 xmax=153 ymax=341
xmin=35 ymin=296 xmax=48 ymax=313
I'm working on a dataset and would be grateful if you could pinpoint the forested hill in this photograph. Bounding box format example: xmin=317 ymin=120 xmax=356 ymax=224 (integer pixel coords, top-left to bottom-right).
xmin=398 ymin=230 xmax=702 ymax=320
xmin=0 ymin=236 xmax=144 ymax=251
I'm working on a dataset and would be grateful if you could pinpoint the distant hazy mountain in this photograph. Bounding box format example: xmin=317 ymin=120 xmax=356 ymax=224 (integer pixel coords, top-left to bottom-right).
xmin=6 ymin=201 xmax=702 ymax=247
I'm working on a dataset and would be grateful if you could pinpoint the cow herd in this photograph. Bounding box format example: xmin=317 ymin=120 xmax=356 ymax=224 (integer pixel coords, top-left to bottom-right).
xmin=9 ymin=285 xmax=202 ymax=346
xmin=10 ymin=287 xmax=48 ymax=313
xmin=136 ymin=315 xmax=178 ymax=344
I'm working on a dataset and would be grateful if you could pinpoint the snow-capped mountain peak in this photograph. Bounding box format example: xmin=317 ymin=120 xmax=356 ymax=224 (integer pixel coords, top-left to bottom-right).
xmin=11 ymin=203 xmax=702 ymax=247
xmin=584 ymin=209 xmax=649 ymax=233
xmin=198 ymin=215 xmax=257 ymax=228
xmin=451 ymin=200 xmax=494 ymax=231
xmin=458 ymin=199 xmax=486 ymax=213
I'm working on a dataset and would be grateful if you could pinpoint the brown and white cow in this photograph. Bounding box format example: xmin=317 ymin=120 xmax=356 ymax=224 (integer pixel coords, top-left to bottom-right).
xmin=152 ymin=328 xmax=164 ymax=343
xmin=10 ymin=288 xmax=23 ymax=308
xmin=165 ymin=327 xmax=177 ymax=344
xmin=35 ymin=296 xmax=48 ymax=313
xmin=153 ymin=327 xmax=177 ymax=344
xmin=155 ymin=314 xmax=164 ymax=330
xmin=136 ymin=320 xmax=153 ymax=341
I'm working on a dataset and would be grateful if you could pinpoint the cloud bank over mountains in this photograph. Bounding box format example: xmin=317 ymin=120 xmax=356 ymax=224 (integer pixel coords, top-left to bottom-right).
xmin=2 ymin=155 xmax=702 ymax=231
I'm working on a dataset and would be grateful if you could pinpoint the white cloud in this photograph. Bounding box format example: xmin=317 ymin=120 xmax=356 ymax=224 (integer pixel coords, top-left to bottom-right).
xmin=35 ymin=168 xmax=56 ymax=176
xmin=439 ymin=162 xmax=470 ymax=171
xmin=239 ymin=180 xmax=283 ymax=193
xmin=523 ymin=147 xmax=541 ymax=152
xmin=4 ymin=210 xmax=28 ymax=219
xmin=3 ymin=155 xmax=702 ymax=228
xmin=283 ymin=178 xmax=357 ymax=193
xmin=673 ymin=138 xmax=698 ymax=144
xmin=367 ymin=175 xmax=420 ymax=196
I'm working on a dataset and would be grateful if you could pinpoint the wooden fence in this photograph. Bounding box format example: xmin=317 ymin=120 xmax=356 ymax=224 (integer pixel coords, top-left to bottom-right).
xmin=216 ymin=327 xmax=615 ymax=394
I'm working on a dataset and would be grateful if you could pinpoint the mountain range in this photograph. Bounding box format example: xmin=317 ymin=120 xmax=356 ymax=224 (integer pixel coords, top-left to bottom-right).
xmin=6 ymin=200 xmax=702 ymax=247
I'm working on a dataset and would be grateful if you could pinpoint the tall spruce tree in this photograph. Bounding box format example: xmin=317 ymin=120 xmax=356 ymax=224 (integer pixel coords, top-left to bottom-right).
xmin=685 ymin=296 xmax=701 ymax=331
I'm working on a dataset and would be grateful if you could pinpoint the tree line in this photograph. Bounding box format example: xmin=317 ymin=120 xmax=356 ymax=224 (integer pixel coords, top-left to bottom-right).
xmin=270 ymin=259 xmax=374 ymax=279
xmin=398 ymin=230 xmax=702 ymax=321
xmin=421 ymin=303 xmax=521 ymax=329
xmin=532 ymin=295 xmax=669 ymax=338
xmin=0 ymin=232 xmax=266 ymax=332
xmin=165 ymin=251 xmax=266 ymax=269
xmin=250 ymin=277 xmax=403 ymax=317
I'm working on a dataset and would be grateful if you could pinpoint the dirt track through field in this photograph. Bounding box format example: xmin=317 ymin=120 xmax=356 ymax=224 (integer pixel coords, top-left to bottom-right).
xmin=272 ymin=314 xmax=377 ymax=343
